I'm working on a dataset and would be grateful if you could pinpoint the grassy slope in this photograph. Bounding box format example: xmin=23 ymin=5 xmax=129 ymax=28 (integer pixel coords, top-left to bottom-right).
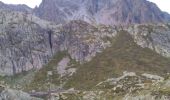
xmin=23 ymin=30 xmax=170 ymax=91
xmin=24 ymin=51 xmax=69 ymax=91
xmin=64 ymin=30 xmax=170 ymax=90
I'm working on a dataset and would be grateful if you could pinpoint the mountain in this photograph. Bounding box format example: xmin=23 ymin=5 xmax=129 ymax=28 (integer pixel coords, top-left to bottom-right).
xmin=1 ymin=0 xmax=170 ymax=99
xmin=0 ymin=1 xmax=32 ymax=13
xmin=2 ymin=7 xmax=170 ymax=76
xmin=0 ymin=0 xmax=170 ymax=25
xmin=34 ymin=0 xmax=170 ymax=25
xmin=1 ymin=18 xmax=170 ymax=99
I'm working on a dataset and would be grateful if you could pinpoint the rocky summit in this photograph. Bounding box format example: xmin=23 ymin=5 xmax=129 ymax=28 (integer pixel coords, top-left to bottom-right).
xmin=34 ymin=0 xmax=170 ymax=25
xmin=0 ymin=0 xmax=170 ymax=100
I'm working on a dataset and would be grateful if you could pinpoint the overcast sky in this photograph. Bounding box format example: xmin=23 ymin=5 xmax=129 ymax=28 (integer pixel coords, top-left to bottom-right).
xmin=148 ymin=0 xmax=170 ymax=13
xmin=0 ymin=0 xmax=170 ymax=14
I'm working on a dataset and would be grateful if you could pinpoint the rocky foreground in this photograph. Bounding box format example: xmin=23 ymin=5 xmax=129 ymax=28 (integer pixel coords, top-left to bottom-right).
xmin=1 ymin=72 xmax=170 ymax=100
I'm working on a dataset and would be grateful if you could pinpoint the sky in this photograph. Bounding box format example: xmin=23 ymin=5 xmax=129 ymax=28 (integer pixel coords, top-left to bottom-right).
xmin=0 ymin=0 xmax=170 ymax=14
xmin=148 ymin=0 xmax=170 ymax=14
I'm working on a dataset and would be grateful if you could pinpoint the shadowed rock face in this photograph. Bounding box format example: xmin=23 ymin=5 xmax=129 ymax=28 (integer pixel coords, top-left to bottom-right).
xmin=34 ymin=0 xmax=170 ymax=25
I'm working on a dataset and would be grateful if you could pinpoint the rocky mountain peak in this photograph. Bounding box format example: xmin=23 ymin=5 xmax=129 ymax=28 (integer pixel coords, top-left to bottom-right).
xmin=34 ymin=0 xmax=170 ymax=25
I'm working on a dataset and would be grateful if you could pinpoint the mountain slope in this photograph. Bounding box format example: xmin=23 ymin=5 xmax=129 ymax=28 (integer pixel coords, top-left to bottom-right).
xmin=34 ymin=0 xmax=170 ymax=25
xmin=65 ymin=30 xmax=170 ymax=90
xmin=22 ymin=26 xmax=170 ymax=100
xmin=21 ymin=23 xmax=170 ymax=92
xmin=1 ymin=7 xmax=170 ymax=78
xmin=0 ymin=8 xmax=116 ymax=76
xmin=0 ymin=11 xmax=169 ymax=100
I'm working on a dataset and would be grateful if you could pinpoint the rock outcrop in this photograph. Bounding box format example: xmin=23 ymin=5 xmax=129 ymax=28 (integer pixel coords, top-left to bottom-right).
xmin=127 ymin=23 xmax=170 ymax=57
xmin=0 ymin=88 xmax=42 ymax=100
xmin=0 ymin=9 xmax=57 ymax=75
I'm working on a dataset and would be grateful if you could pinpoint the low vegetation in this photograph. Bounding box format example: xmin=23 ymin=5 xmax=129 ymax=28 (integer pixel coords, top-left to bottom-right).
xmin=24 ymin=51 xmax=69 ymax=91
xmin=65 ymin=30 xmax=170 ymax=90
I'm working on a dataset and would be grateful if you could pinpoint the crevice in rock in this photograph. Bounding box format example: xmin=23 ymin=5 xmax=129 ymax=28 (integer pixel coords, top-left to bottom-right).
xmin=48 ymin=30 xmax=53 ymax=55
xmin=11 ymin=60 xmax=16 ymax=75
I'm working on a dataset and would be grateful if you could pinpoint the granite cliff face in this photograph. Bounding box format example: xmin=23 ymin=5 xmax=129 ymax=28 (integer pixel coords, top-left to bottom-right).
xmin=0 ymin=9 xmax=56 ymax=75
xmin=35 ymin=0 xmax=170 ymax=25
xmin=0 ymin=9 xmax=116 ymax=75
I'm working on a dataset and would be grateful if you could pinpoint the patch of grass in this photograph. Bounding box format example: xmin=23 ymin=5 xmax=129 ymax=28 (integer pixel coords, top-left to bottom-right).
xmin=0 ymin=70 xmax=35 ymax=89
xmin=158 ymin=88 xmax=170 ymax=96
xmin=64 ymin=30 xmax=170 ymax=90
